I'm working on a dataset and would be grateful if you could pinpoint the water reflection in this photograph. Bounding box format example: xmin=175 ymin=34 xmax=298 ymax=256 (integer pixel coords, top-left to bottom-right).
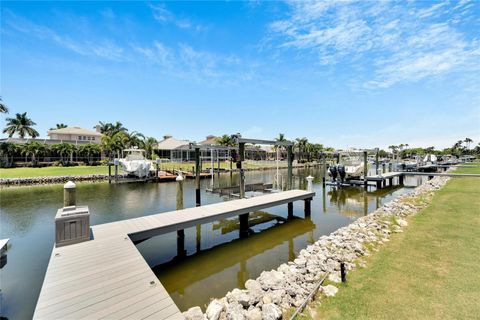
xmin=0 ymin=167 xmax=426 ymax=319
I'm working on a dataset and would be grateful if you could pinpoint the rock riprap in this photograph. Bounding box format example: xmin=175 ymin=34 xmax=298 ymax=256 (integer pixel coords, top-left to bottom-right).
xmin=180 ymin=175 xmax=451 ymax=320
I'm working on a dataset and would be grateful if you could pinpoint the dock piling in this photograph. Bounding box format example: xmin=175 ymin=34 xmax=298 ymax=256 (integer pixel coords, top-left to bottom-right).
xmin=288 ymin=202 xmax=294 ymax=220
xmin=195 ymin=147 xmax=201 ymax=206
xmin=63 ymin=180 xmax=76 ymax=207
xmin=304 ymin=198 xmax=311 ymax=218
xmin=363 ymin=151 xmax=368 ymax=189
xmin=340 ymin=262 xmax=347 ymax=282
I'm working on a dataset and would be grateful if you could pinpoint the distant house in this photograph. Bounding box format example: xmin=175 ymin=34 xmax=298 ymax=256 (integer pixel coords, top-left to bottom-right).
xmin=47 ymin=126 xmax=103 ymax=144
xmin=199 ymin=135 xmax=218 ymax=146
xmin=156 ymin=135 xmax=191 ymax=161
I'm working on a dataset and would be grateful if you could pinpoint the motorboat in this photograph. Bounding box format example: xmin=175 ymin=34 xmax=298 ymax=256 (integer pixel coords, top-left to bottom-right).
xmin=118 ymin=148 xmax=151 ymax=178
xmin=441 ymin=155 xmax=458 ymax=165
xmin=329 ymin=155 xmax=369 ymax=182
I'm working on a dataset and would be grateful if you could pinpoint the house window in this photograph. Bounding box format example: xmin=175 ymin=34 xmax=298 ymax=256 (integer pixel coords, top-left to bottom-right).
xmin=78 ymin=136 xmax=82 ymax=140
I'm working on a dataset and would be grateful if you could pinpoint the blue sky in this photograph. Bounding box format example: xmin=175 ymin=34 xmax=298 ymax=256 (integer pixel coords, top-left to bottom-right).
xmin=1 ymin=0 xmax=479 ymax=149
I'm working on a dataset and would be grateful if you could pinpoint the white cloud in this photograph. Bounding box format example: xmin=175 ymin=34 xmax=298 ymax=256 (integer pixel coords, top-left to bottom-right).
xmin=148 ymin=3 xmax=204 ymax=30
xmin=269 ymin=0 xmax=480 ymax=89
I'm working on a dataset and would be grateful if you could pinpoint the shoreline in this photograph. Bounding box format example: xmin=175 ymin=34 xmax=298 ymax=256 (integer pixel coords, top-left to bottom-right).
xmin=0 ymin=163 xmax=319 ymax=187
xmin=183 ymin=171 xmax=451 ymax=320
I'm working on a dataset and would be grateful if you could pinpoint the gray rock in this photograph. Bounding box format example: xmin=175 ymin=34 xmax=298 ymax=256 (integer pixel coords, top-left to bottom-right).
xmin=328 ymin=273 xmax=342 ymax=283
xmin=322 ymin=284 xmax=338 ymax=297
xmin=183 ymin=306 xmax=204 ymax=320
xmin=206 ymin=299 xmax=224 ymax=320
xmin=262 ymin=303 xmax=282 ymax=320
xmin=259 ymin=270 xmax=285 ymax=290
xmin=396 ymin=218 xmax=408 ymax=227
xmin=245 ymin=308 xmax=262 ymax=320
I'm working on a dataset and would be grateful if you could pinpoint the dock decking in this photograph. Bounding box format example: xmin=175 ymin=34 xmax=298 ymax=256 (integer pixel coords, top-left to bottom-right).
xmin=34 ymin=189 xmax=315 ymax=320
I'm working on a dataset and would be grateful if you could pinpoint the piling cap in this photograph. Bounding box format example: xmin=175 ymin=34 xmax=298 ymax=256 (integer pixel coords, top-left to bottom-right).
xmin=306 ymin=175 xmax=314 ymax=180
xmin=176 ymin=173 xmax=184 ymax=181
xmin=64 ymin=181 xmax=76 ymax=189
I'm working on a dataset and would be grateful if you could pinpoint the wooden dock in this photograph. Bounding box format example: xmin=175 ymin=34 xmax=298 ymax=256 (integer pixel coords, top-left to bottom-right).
xmin=34 ymin=190 xmax=315 ymax=320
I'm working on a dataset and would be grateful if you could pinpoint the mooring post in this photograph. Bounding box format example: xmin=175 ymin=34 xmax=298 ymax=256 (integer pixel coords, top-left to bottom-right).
xmin=114 ymin=158 xmax=119 ymax=183
xmin=340 ymin=262 xmax=347 ymax=282
xmin=287 ymin=145 xmax=293 ymax=190
xmin=238 ymin=142 xmax=246 ymax=198
xmin=108 ymin=162 xmax=112 ymax=184
xmin=304 ymin=198 xmax=312 ymax=218
xmin=376 ymin=180 xmax=382 ymax=189
xmin=375 ymin=148 xmax=379 ymax=175
xmin=156 ymin=158 xmax=161 ymax=182
xmin=389 ymin=177 xmax=393 ymax=186
xmin=64 ymin=181 xmax=76 ymax=207
xmin=363 ymin=151 xmax=368 ymax=189
xmin=288 ymin=202 xmax=294 ymax=220
xmin=322 ymin=153 xmax=326 ymax=186
xmin=382 ymin=162 xmax=386 ymax=174
xmin=195 ymin=147 xmax=201 ymax=207
xmin=399 ymin=174 xmax=404 ymax=185
xmin=176 ymin=173 xmax=186 ymax=258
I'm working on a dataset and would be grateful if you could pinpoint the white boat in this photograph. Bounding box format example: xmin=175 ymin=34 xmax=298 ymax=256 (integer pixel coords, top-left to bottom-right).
xmin=422 ymin=154 xmax=438 ymax=166
xmin=118 ymin=148 xmax=152 ymax=178
xmin=329 ymin=155 xmax=370 ymax=182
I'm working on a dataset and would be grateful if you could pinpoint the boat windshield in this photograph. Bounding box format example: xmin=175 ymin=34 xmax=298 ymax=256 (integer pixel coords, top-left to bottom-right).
xmin=125 ymin=151 xmax=146 ymax=161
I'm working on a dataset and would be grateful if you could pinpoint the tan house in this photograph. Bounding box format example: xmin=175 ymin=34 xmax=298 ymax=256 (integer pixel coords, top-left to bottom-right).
xmin=47 ymin=126 xmax=103 ymax=144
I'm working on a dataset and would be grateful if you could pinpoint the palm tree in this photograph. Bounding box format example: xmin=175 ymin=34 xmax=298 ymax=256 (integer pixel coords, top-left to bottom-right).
xmin=21 ymin=142 xmax=48 ymax=166
xmin=216 ymin=134 xmax=237 ymax=147
xmin=464 ymin=137 xmax=473 ymax=149
xmin=52 ymin=143 xmax=76 ymax=165
xmin=3 ymin=112 xmax=39 ymax=138
xmin=50 ymin=123 xmax=68 ymax=130
xmin=127 ymin=131 xmax=145 ymax=148
xmin=111 ymin=132 xmax=129 ymax=157
xmin=95 ymin=121 xmax=128 ymax=137
xmin=295 ymin=137 xmax=308 ymax=162
xmin=0 ymin=97 xmax=8 ymax=114
xmin=78 ymin=144 xmax=101 ymax=165
xmin=101 ymin=135 xmax=115 ymax=160
xmin=143 ymin=137 xmax=158 ymax=159
xmin=0 ymin=142 xmax=17 ymax=167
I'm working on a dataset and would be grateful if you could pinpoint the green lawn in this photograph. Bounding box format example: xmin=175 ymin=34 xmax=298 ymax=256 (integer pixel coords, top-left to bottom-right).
xmin=0 ymin=160 xmax=305 ymax=179
xmin=311 ymin=163 xmax=480 ymax=319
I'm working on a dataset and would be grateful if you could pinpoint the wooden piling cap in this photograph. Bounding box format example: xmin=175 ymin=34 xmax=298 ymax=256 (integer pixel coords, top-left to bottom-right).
xmin=64 ymin=181 xmax=76 ymax=189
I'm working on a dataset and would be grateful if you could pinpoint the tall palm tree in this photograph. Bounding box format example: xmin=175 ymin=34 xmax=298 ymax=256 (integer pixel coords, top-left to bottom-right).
xmin=295 ymin=137 xmax=308 ymax=161
xmin=464 ymin=137 xmax=473 ymax=149
xmin=0 ymin=97 xmax=8 ymax=114
xmin=50 ymin=123 xmax=68 ymax=130
xmin=21 ymin=142 xmax=48 ymax=166
xmin=127 ymin=131 xmax=145 ymax=148
xmin=3 ymin=112 xmax=39 ymax=138
xmin=94 ymin=121 xmax=128 ymax=137
xmin=0 ymin=142 xmax=17 ymax=167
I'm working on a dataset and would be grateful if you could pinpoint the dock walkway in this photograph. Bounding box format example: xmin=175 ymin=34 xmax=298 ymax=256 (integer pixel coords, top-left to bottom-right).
xmin=34 ymin=189 xmax=315 ymax=320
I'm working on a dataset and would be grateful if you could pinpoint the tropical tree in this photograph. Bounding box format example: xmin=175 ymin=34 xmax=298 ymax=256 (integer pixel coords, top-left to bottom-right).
xmin=0 ymin=142 xmax=17 ymax=167
xmin=464 ymin=137 xmax=473 ymax=150
xmin=101 ymin=135 xmax=115 ymax=160
xmin=78 ymin=144 xmax=101 ymax=165
xmin=52 ymin=143 xmax=76 ymax=165
xmin=50 ymin=123 xmax=68 ymax=130
xmin=0 ymin=97 xmax=8 ymax=114
xmin=21 ymin=142 xmax=48 ymax=166
xmin=3 ymin=112 xmax=39 ymax=138
xmin=143 ymin=137 xmax=158 ymax=159
xmin=295 ymin=137 xmax=308 ymax=162
xmin=216 ymin=134 xmax=237 ymax=147
xmin=126 ymin=131 xmax=145 ymax=148
xmin=95 ymin=121 xmax=128 ymax=137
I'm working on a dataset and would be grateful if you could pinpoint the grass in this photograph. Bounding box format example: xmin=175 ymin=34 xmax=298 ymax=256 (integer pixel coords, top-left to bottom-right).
xmin=310 ymin=163 xmax=480 ymax=320
xmin=0 ymin=160 xmax=310 ymax=179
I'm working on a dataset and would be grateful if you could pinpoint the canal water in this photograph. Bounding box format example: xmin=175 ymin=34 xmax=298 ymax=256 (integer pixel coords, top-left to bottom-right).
xmin=0 ymin=168 xmax=425 ymax=319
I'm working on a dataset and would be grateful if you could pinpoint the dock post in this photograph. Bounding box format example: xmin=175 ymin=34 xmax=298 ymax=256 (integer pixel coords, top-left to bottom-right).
xmin=156 ymin=158 xmax=161 ymax=182
xmin=64 ymin=181 xmax=76 ymax=207
xmin=288 ymin=202 xmax=294 ymax=220
xmin=322 ymin=153 xmax=326 ymax=186
xmin=363 ymin=151 xmax=368 ymax=189
xmin=239 ymin=213 xmax=249 ymax=238
xmin=382 ymin=163 xmax=386 ymax=173
xmin=238 ymin=142 xmax=246 ymax=198
xmin=399 ymin=174 xmax=404 ymax=185
xmin=389 ymin=162 xmax=392 ymax=172
xmin=304 ymin=198 xmax=311 ymax=219
xmin=287 ymin=145 xmax=293 ymax=190
xmin=108 ymin=163 xmax=112 ymax=184
xmin=176 ymin=173 xmax=186 ymax=258
xmin=376 ymin=180 xmax=382 ymax=189
xmin=114 ymin=158 xmax=119 ymax=183
xmin=382 ymin=179 xmax=387 ymax=188
xmin=375 ymin=148 xmax=379 ymax=175
xmin=195 ymin=147 xmax=201 ymax=206
xmin=388 ymin=177 xmax=393 ymax=186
